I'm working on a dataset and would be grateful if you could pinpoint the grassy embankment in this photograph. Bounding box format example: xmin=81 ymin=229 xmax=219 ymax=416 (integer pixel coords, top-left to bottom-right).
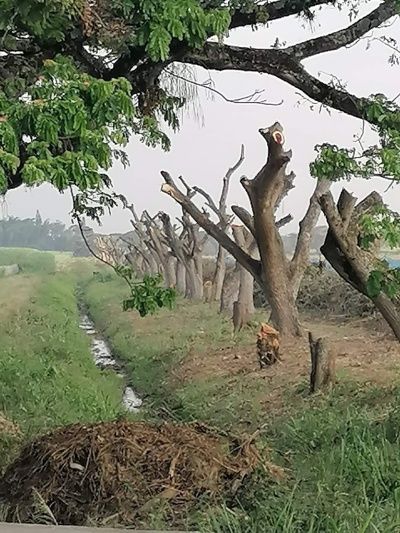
xmin=0 ymin=248 xmax=123 ymax=470
xmin=84 ymin=273 xmax=400 ymax=532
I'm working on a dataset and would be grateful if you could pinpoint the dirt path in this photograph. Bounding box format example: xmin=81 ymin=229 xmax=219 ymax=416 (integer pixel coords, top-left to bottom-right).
xmin=175 ymin=314 xmax=400 ymax=416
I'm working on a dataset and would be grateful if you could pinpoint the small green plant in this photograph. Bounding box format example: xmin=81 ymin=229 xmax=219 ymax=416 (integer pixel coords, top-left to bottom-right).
xmin=119 ymin=271 xmax=176 ymax=317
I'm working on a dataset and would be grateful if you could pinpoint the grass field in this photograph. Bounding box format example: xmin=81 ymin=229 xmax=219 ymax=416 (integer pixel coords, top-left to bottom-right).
xmin=0 ymin=247 xmax=56 ymax=273
xmin=83 ymin=273 xmax=400 ymax=532
xmin=0 ymin=267 xmax=123 ymax=470
xmin=2 ymin=248 xmax=400 ymax=531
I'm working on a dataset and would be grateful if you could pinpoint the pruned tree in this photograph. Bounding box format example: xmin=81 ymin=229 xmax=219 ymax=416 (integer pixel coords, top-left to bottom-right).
xmin=309 ymin=332 xmax=335 ymax=393
xmin=319 ymin=189 xmax=400 ymax=341
xmin=141 ymin=211 xmax=177 ymax=288
xmin=125 ymin=204 xmax=160 ymax=276
xmin=159 ymin=212 xmax=206 ymax=299
xmin=2 ymin=1 xmax=399 ymax=318
xmin=231 ymin=225 xmax=255 ymax=331
xmin=161 ymin=122 xmax=330 ymax=337
xmin=95 ymin=234 xmax=128 ymax=266
xmin=193 ymin=144 xmax=245 ymax=302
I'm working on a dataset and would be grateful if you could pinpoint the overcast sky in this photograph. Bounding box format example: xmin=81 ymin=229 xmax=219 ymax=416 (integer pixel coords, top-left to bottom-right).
xmin=1 ymin=1 xmax=399 ymax=235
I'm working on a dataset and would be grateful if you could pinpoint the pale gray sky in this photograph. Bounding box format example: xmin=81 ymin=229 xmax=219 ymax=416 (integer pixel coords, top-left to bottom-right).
xmin=2 ymin=1 xmax=399 ymax=235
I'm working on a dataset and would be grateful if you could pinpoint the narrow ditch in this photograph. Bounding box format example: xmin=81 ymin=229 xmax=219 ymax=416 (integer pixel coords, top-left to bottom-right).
xmin=79 ymin=313 xmax=142 ymax=412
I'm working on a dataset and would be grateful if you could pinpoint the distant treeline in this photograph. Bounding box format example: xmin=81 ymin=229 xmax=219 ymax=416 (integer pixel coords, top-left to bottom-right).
xmin=0 ymin=211 xmax=79 ymax=252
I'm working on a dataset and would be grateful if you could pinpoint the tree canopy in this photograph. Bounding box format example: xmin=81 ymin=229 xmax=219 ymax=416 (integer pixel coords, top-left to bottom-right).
xmin=1 ymin=1 xmax=398 ymax=203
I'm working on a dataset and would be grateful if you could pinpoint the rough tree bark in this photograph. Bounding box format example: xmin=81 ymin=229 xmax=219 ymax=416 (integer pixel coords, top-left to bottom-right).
xmin=176 ymin=260 xmax=186 ymax=295
xmin=159 ymin=211 xmax=205 ymax=300
xmin=319 ymin=189 xmax=400 ymax=342
xmin=141 ymin=211 xmax=177 ymax=288
xmin=232 ymin=225 xmax=255 ymax=332
xmin=125 ymin=204 xmax=161 ymax=276
xmin=220 ymin=265 xmax=240 ymax=314
xmin=309 ymin=332 xmax=335 ymax=393
xmin=161 ymin=123 xmax=330 ymax=338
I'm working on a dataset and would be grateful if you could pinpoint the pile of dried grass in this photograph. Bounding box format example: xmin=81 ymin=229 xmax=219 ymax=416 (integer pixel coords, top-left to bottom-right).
xmin=0 ymin=420 xmax=275 ymax=526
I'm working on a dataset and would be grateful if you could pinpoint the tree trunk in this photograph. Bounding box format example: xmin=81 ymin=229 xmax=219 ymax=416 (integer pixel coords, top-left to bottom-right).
xmin=194 ymin=252 xmax=204 ymax=299
xmin=220 ymin=267 xmax=239 ymax=313
xmin=373 ymin=293 xmax=400 ymax=341
xmin=176 ymin=260 xmax=186 ymax=294
xmin=320 ymin=189 xmax=400 ymax=343
xmin=185 ymin=259 xmax=203 ymax=300
xmin=233 ymin=265 xmax=255 ymax=332
xmin=309 ymin=332 xmax=335 ymax=393
xmin=238 ymin=264 xmax=254 ymax=314
xmin=212 ymin=245 xmax=226 ymax=302
xmin=164 ymin=255 xmax=177 ymax=288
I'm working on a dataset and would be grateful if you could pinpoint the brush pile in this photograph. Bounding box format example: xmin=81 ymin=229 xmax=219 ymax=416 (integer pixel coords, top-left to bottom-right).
xmin=0 ymin=420 xmax=272 ymax=526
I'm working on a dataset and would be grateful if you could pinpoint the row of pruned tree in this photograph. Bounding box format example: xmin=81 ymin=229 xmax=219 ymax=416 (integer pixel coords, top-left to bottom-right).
xmin=111 ymin=122 xmax=400 ymax=346
xmin=160 ymin=122 xmax=400 ymax=343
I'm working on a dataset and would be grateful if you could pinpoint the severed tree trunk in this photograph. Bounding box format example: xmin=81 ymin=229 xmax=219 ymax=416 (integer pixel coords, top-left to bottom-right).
xmin=176 ymin=260 xmax=186 ymax=294
xmin=220 ymin=266 xmax=240 ymax=314
xmin=319 ymin=189 xmax=400 ymax=342
xmin=309 ymin=332 xmax=335 ymax=393
xmin=160 ymin=211 xmax=204 ymax=300
xmin=212 ymin=245 xmax=226 ymax=302
xmin=161 ymin=123 xmax=330 ymax=339
xmin=165 ymin=255 xmax=177 ymax=288
xmin=232 ymin=225 xmax=255 ymax=331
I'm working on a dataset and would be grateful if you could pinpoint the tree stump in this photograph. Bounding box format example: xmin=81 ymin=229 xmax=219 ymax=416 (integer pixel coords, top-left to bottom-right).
xmin=203 ymin=280 xmax=213 ymax=303
xmin=257 ymin=323 xmax=280 ymax=367
xmin=308 ymin=332 xmax=335 ymax=393
xmin=233 ymin=300 xmax=250 ymax=332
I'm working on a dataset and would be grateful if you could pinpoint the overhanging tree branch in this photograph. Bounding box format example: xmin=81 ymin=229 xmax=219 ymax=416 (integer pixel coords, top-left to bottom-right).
xmin=286 ymin=0 xmax=398 ymax=60
xmin=230 ymin=0 xmax=337 ymax=30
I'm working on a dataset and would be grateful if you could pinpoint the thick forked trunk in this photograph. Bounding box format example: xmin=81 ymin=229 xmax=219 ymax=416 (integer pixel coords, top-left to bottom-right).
xmin=253 ymin=206 xmax=301 ymax=337
xmin=320 ymin=189 xmax=400 ymax=343
xmin=161 ymin=124 xmax=327 ymax=340
xmin=212 ymin=245 xmax=226 ymax=302
xmin=176 ymin=260 xmax=186 ymax=294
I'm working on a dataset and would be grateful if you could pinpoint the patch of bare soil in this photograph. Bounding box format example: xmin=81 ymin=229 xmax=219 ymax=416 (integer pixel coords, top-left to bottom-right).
xmin=0 ymin=420 xmax=278 ymax=527
xmin=0 ymin=413 xmax=20 ymax=437
xmin=176 ymin=316 xmax=400 ymax=416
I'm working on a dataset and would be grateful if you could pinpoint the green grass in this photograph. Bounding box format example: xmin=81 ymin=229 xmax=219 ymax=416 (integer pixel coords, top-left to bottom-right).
xmin=0 ymin=247 xmax=55 ymax=273
xmin=201 ymin=389 xmax=400 ymax=532
xmin=83 ymin=276 xmax=264 ymax=427
xmin=83 ymin=275 xmax=400 ymax=532
xmin=0 ymin=272 xmax=123 ymax=470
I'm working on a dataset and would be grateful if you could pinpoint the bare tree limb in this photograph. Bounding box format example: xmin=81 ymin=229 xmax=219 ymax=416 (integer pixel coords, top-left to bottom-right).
xmin=290 ymin=179 xmax=332 ymax=274
xmin=230 ymin=0 xmax=337 ymax=30
xmin=276 ymin=214 xmax=293 ymax=228
xmin=182 ymin=43 xmax=375 ymax=122
xmin=161 ymin=171 xmax=262 ymax=283
xmin=232 ymin=205 xmax=255 ymax=237
xmin=286 ymin=0 xmax=398 ymax=60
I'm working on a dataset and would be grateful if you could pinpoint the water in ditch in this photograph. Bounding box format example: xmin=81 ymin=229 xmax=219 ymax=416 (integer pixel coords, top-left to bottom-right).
xmin=79 ymin=314 xmax=142 ymax=412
